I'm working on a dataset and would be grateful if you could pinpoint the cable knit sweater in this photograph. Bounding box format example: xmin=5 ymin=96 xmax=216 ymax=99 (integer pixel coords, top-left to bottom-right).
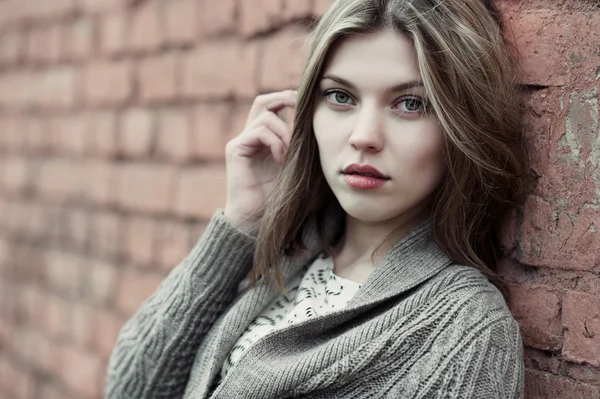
xmin=105 ymin=208 xmax=524 ymax=398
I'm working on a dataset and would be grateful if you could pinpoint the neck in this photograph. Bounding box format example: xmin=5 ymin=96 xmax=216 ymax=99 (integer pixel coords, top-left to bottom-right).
xmin=334 ymin=204 xmax=431 ymax=271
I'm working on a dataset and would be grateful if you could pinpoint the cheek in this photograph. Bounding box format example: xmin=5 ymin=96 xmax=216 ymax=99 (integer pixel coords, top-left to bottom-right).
xmin=312 ymin=106 xmax=326 ymax=148
xmin=396 ymin=126 xmax=445 ymax=182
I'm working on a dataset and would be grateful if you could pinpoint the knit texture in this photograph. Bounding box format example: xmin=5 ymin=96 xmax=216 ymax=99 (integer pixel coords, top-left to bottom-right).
xmin=105 ymin=209 xmax=525 ymax=398
xmin=219 ymin=253 xmax=362 ymax=383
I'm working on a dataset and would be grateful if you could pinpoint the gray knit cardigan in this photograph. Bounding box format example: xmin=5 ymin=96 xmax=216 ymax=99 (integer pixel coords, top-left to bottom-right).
xmin=105 ymin=208 xmax=524 ymax=398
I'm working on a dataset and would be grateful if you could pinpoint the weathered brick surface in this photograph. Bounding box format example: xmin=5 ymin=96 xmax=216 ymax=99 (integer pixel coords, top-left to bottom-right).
xmin=0 ymin=0 xmax=597 ymax=398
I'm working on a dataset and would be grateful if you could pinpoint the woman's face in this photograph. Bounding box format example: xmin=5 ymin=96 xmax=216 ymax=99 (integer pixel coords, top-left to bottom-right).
xmin=313 ymin=29 xmax=446 ymax=224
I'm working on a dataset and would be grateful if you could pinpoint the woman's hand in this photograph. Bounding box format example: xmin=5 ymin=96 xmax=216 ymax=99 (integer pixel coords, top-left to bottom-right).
xmin=223 ymin=89 xmax=297 ymax=234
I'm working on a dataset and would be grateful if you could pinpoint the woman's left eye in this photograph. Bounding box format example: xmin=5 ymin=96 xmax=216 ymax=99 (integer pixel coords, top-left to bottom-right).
xmin=396 ymin=97 xmax=425 ymax=113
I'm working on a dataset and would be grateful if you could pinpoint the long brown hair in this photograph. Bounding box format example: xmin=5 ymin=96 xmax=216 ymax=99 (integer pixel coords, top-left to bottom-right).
xmin=247 ymin=0 xmax=526 ymax=301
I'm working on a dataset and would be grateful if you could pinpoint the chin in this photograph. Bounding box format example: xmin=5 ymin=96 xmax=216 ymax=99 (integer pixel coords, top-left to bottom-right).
xmin=336 ymin=196 xmax=402 ymax=223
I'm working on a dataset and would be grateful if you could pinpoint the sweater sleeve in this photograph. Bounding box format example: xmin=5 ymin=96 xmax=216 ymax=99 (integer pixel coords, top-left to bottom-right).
xmin=387 ymin=314 xmax=525 ymax=399
xmin=105 ymin=209 xmax=257 ymax=399
xmin=456 ymin=317 xmax=525 ymax=399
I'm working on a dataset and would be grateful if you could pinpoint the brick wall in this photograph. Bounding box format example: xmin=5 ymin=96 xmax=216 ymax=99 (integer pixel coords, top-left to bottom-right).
xmin=0 ymin=0 xmax=597 ymax=398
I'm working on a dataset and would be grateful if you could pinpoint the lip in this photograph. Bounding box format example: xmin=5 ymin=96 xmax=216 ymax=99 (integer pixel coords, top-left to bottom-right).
xmin=342 ymin=164 xmax=390 ymax=179
xmin=343 ymin=174 xmax=388 ymax=190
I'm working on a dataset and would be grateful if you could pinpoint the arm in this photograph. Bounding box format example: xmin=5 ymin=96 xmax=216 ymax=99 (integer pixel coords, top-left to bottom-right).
xmin=456 ymin=317 xmax=525 ymax=399
xmin=388 ymin=315 xmax=525 ymax=399
xmin=105 ymin=209 xmax=256 ymax=399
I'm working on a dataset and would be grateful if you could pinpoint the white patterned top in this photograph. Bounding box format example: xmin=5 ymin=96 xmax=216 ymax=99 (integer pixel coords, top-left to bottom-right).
xmin=219 ymin=252 xmax=363 ymax=381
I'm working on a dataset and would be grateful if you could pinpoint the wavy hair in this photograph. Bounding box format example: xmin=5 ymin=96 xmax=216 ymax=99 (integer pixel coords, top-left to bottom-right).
xmin=246 ymin=0 xmax=526 ymax=301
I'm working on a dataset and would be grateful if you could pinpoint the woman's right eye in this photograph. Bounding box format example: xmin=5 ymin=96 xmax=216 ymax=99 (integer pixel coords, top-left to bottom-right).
xmin=323 ymin=89 xmax=355 ymax=106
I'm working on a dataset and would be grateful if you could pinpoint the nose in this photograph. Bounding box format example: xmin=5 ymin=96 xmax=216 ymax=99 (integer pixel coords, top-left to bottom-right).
xmin=348 ymin=104 xmax=384 ymax=153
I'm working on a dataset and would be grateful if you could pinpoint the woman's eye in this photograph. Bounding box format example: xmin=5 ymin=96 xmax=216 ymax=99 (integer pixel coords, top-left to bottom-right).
xmin=397 ymin=97 xmax=425 ymax=113
xmin=323 ymin=89 xmax=354 ymax=106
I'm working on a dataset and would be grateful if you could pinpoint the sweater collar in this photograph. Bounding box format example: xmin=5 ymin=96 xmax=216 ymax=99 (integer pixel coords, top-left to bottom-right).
xmin=279 ymin=203 xmax=454 ymax=309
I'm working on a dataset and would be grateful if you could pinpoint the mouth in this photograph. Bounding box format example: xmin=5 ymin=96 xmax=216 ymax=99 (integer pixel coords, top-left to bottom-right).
xmin=341 ymin=164 xmax=390 ymax=180
xmin=342 ymin=172 xmax=390 ymax=179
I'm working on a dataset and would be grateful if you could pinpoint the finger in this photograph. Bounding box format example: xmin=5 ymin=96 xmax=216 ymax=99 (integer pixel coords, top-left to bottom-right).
xmin=234 ymin=126 xmax=286 ymax=163
xmin=244 ymin=111 xmax=293 ymax=148
xmin=247 ymin=90 xmax=297 ymax=122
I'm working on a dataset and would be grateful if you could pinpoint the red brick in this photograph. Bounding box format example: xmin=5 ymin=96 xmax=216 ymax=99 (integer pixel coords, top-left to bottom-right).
xmin=119 ymin=108 xmax=155 ymax=157
xmin=525 ymin=369 xmax=600 ymax=399
xmin=57 ymin=344 xmax=102 ymax=399
xmin=157 ymin=108 xmax=192 ymax=162
xmin=92 ymin=308 xmax=126 ymax=359
xmin=518 ymin=195 xmax=599 ymax=272
xmin=20 ymin=204 xmax=47 ymax=246
xmin=282 ymin=0 xmax=313 ymax=21
xmin=83 ymin=60 xmax=132 ymax=106
xmin=174 ymin=166 xmax=227 ymax=219
xmin=129 ymin=0 xmax=163 ymax=53
xmin=84 ymin=158 xmax=115 ymax=205
xmin=30 ymin=332 xmax=59 ymax=374
xmin=88 ymin=211 xmax=122 ymax=258
xmin=100 ymin=12 xmax=127 ymax=56
xmin=0 ymin=115 xmax=25 ymax=150
xmin=0 ymin=236 xmax=9 ymax=275
xmin=36 ymin=67 xmax=77 ymax=109
xmin=115 ymin=268 xmax=164 ymax=314
xmin=24 ymin=0 xmax=76 ymax=21
xmin=123 ymin=215 xmax=157 ymax=267
xmin=36 ymin=158 xmax=85 ymax=201
xmin=64 ymin=18 xmax=94 ymax=61
xmin=0 ymin=318 xmax=12 ymax=357
xmin=116 ymin=163 xmax=174 ymax=213
xmin=313 ymin=0 xmax=333 ymax=16
xmin=565 ymin=361 xmax=600 ymax=386
xmin=24 ymin=117 xmax=51 ymax=152
xmin=1 ymin=361 xmax=35 ymax=399
xmin=239 ymin=0 xmax=283 ymax=38
xmin=182 ymin=40 xmax=259 ymax=99
xmin=0 ymin=72 xmax=30 ymax=109
xmin=11 ymin=326 xmax=34 ymax=366
xmin=85 ymin=111 xmax=118 ymax=156
xmin=62 ymin=207 xmax=89 ymax=251
xmin=38 ymin=382 xmax=68 ymax=399
xmin=200 ymin=0 xmax=236 ymax=36
xmin=1 ymin=155 xmax=29 ymax=194
xmin=71 ymin=302 xmax=95 ymax=349
xmin=504 ymin=10 xmax=600 ymax=86
xmin=507 ymin=284 xmax=562 ymax=350
xmin=165 ymin=0 xmax=198 ymax=44
xmin=562 ymin=291 xmax=600 ymax=367
xmin=26 ymin=24 xmax=62 ymax=64
xmin=539 ymin=88 xmax=599 ymax=210
xmin=0 ymin=30 xmax=23 ymax=65
xmin=44 ymin=250 xmax=82 ymax=298
xmin=84 ymin=259 xmax=118 ymax=305
xmin=156 ymin=220 xmax=192 ymax=272
xmin=190 ymin=103 xmax=229 ymax=159
xmin=259 ymin=27 xmax=307 ymax=90
xmin=80 ymin=0 xmax=124 ymax=14
xmin=52 ymin=114 xmax=87 ymax=155
xmin=43 ymin=295 xmax=73 ymax=341
xmin=138 ymin=53 xmax=179 ymax=103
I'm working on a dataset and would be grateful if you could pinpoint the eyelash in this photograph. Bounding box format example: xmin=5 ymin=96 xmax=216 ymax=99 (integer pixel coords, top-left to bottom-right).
xmin=322 ymin=89 xmax=428 ymax=114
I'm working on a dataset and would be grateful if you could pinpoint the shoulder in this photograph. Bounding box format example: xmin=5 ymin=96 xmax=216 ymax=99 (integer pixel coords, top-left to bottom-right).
xmin=426 ymin=263 xmax=523 ymax=352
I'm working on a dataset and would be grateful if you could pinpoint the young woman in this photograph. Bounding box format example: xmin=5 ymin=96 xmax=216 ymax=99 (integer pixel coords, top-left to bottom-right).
xmin=106 ymin=0 xmax=526 ymax=397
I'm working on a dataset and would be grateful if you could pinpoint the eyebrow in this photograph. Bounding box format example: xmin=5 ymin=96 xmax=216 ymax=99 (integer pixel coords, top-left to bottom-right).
xmin=320 ymin=74 xmax=424 ymax=92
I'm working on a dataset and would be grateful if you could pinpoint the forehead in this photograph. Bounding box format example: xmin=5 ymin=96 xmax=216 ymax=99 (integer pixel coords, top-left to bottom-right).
xmin=322 ymin=29 xmax=422 ymax=89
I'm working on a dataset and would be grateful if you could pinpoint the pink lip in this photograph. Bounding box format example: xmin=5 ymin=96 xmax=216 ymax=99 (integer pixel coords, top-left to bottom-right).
xmin=343 ymin=174 xmax=387 ymax=190
xmin=342 ymin=163 xmax=389 ymax=179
